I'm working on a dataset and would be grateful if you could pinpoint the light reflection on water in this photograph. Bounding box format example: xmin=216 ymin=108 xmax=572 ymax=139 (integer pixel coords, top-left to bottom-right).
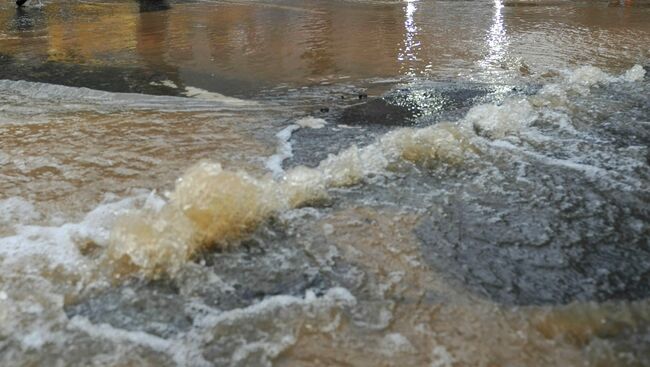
xmin=398 ymin=0 xmax=420 ymax=76
xmin=0 ymin=1 xmax=649 ymax=366
xmin=480 ymin=0 xmax=509 ymax=73
xmin=1 ymin=0 xmax=649 ymax=95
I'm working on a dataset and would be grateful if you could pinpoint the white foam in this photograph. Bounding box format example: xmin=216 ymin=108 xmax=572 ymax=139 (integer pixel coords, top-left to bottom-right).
xmin=265 ymin=124 xmax=300 ymax=177
xmin=266 ymin=117 xmax=328 ymax=177
xmin=430 ymin=345 xmax=454 ymax=367
xmin=0 ymin=79 xmax=261 ymax=114
xmin=230 ymin=337 xmax=296 ymax=367
xmin=464 ymin=99 xmax=537 ymax=139
xmin=488 ymin=140 xmax=642 ymax=189
xmin=564 ymin=65 xmax=613 ymax=89
xmin=0 ymin=194 xmax=149 ymax=270
xmin=548 ymin=64 xmax=645 ymax=98
xmin=380 ymin=333 xmax=416 ymax=355
xmin=193 ymin=287 xmax=355 ymax=330
xmin=295 ymin=117 xmax=327 ymax=129
xmin=150 ymin=79 xmax=179 ymax=89
xmin=621 ymin=64 xmax=646 ymax=82
xmin=184 ymin=86 xmax=253 ymax=106
xmin=0 ymin=197 xmax=41 ymax=226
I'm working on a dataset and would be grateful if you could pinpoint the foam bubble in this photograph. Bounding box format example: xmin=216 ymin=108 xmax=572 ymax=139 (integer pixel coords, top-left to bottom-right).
xmin=0 ymin=194 xmax=146 ymax=278
xmin=318 ymin=146 xmax=367 ymax=187
xmin=0 ymin=79 xmax=259 ymax=114
xmin=430 ymin=345 xmax=454 ymax=367
xmin=107 ymin=160 xmax=337 ymax=277
xmin=547 ymin=64 xmax=645 ymax=98
xmin=464 ymin=99 xmax=537 ymax=139
xmin=295 ymin=117 xmax=327 ymax=129
xmin=380 ymin=333 xmax=416 ymax=355
xmin=184 ymin=86 xmax=253 ymax=105
xmin=265 ymin=124 xmax=300 ymax=177
xmin=280 ymin=166 xmax=328 ymax=207
xmin=151 ymin=79 xmax=179 ymax=89
xmin=621 ymin=64 xmax=646 ymax=82
xmin=0 ymin=197 xmax=41 ymax=227
xmin=381 ymin=123 xmax=477 ymax=166
xmin=108 ymin=162 xmax=281 ymax=276
xmin=565 ymin=65 xmax=612 ymax=89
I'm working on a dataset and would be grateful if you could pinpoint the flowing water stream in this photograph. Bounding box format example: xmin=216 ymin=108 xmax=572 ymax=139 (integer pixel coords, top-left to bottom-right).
xmin=1 ymin=0 xmax=649 ymax=366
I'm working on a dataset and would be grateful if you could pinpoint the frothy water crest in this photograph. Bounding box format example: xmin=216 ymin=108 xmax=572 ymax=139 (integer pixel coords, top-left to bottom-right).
xmin=105 ymin=64 xmax=645 ymax=278
xmin=0 ymin=79 xmax=261 ymax=113
xmin=0 ymin=63 xmax=648 ymax=366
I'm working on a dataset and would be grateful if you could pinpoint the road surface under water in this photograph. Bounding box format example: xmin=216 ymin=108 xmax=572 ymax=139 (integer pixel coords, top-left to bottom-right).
xmin=0 ymin=0 xmax=649 ymax=366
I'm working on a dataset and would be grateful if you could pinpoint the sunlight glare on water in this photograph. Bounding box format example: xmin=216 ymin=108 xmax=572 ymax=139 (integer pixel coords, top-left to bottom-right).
xmin=398 ymin=0 xmax=420 ymax=76
xmin=480 ymin=0 xmax=508 ymax=74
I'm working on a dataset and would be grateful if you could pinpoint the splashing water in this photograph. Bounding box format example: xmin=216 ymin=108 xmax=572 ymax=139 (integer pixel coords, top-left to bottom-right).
xmin=106 ymin=65 xmax=645 ymax=279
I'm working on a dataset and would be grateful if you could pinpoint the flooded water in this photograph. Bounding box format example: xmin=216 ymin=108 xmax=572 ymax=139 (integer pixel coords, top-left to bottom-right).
xmin=1 ymin=0 xmax=649 ymax=366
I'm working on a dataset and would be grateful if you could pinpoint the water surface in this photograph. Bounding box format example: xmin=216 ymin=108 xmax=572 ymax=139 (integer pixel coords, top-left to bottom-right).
xmin=1 ymin=1 xmax=649 ymax=366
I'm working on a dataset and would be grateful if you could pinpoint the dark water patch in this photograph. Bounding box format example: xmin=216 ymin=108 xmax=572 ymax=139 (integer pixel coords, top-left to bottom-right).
xmin=340 ymin=98 xmax=420 ymax=127
xmin=278 ymin=85 xmax=396 ymax=168
xmin=137 ymin=0 xmax=171 ymax=13
xmin=11 ymin=6 xmax=45 ymax=31
xmin=415 ymin=161 xmax=650 ymax=306
xmin=174 ymin=67 xmax=264 ymax=99
xmin=65 ymin=281 xmax=193 ymax=338
xmin=338 ymin=83 xmax=511 ymax=127
xmin=384 ymin=84 xmax=494 ymax=123
xmin=286 ymin=123 xmax=387 ymax=168
xmin=197 ymin=243 xmax=329 ymax=308
xmin=193 ymin=217 xmax=365 ymax=305
xmin=0 ymin=53 xmax=185 ymax=96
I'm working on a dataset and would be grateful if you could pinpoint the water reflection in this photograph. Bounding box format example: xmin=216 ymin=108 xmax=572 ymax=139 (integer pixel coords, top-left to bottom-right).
xmin=138 ymin=0 xmax=171 ymax=13
xmin=45 ymin=4 xmax=138 ymax=64
xmin=13 ymin=8 xmax=34 ymax=32
xmin=0 ymin=0 xmax=648 ymax=95
xmin=136 ymin=0 xmax=182 ymax=89
xmin=480 ymin=0 xmax=508 ymax=73
xmin=300 ymin=9 xmax=335 ymax=76
xmin=398 ymin=0 xmax=420 ymax=76
xmin=11 ymin=5 xmax=45 ymax=33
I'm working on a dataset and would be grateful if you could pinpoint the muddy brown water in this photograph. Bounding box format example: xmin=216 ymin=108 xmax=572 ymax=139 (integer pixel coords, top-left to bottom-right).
xmin=1 ymin=1 xmax=649 ymax=366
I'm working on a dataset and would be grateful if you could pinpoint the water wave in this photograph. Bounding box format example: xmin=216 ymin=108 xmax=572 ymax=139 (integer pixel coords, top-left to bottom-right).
xmin=106 ymin=64 xmax=645 ymax=278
